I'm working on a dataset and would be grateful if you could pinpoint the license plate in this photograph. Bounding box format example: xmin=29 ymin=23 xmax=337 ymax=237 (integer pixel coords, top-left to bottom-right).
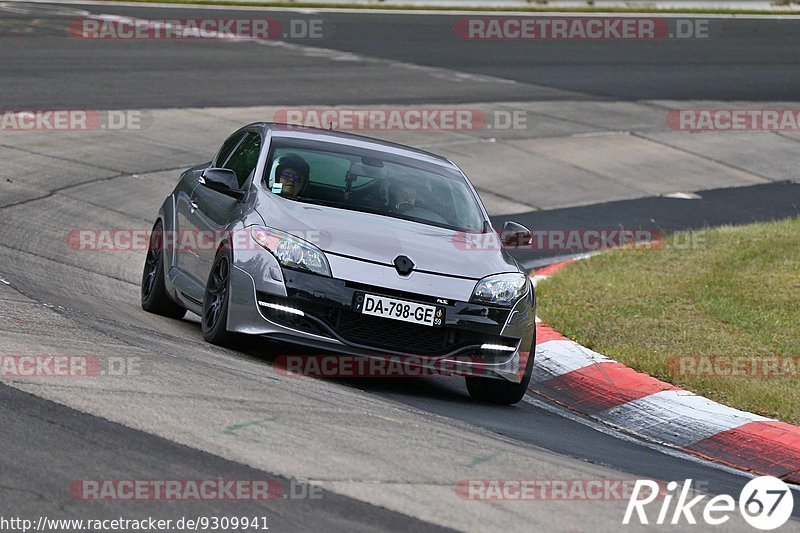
xmin=356 ymin=293 xmax=444 ymax=327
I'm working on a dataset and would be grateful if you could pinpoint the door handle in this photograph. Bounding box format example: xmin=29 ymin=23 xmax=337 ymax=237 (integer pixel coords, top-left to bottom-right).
xmin=190 ymin=201 xmax=199 ymax=213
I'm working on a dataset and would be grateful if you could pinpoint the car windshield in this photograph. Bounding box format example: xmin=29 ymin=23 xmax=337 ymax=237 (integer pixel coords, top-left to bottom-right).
xmin=264 ymin=137 xmax=488 ymax=233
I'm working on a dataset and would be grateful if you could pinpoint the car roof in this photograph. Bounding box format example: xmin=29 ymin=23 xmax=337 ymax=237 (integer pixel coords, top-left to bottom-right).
xmin=249 ymin=122 xmax=456 ymax=168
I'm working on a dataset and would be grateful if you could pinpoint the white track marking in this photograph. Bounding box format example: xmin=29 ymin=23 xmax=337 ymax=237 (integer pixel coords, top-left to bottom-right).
xmin=254 ymin=38 xmax=517 ymax=83
xmin=522 ymin=393 xmax=769 ymax=481
xmin=596 ymin=390 xmax=773 ymax=447
xmin=87 ymin=14 xmax=518 ymax=84
xmin=571 ymin=130 xmax=631 ymax=138
xmin=0 ymin=2 xmax=90 ymax=16
xmin=534 ymin=339 xmax=615 ymax=378
xmin=664 ymin=191 xmax=703 ymax=199
xmin=6 ymin=0 xmax=800 ymax=18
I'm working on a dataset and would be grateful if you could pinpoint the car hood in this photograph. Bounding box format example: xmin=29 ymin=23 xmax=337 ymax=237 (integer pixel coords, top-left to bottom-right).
xmin=255 ymin=195 xmax=519 ymax=280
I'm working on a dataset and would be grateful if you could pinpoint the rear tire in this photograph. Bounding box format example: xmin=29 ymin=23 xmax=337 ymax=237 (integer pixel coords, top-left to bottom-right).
xmin=465 ymin=328 xmax=536 ymax=405
xmin=141 ymin=221 xmax=186 ymax=320
xmin=202 ymin=245 xmax=233 ymax=346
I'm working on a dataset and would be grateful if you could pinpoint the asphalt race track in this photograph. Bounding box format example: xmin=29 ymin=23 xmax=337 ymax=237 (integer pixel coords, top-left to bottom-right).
xmin=1 ymin=2 xmax=799 ymax=531
xmin=3 ymin=4 xmax=800 ymax=107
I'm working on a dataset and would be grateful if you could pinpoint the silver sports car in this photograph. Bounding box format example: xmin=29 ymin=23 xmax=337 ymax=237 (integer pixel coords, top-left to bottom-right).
xmin=142 ymin=123 xmax=536 ymax=404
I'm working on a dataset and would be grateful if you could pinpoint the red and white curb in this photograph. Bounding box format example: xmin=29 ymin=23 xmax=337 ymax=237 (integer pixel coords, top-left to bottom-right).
xmin=529 ymin=259 xmax=800 ymax=484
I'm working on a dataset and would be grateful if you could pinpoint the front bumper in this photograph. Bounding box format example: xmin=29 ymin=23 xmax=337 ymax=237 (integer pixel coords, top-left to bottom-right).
xmin=227 ymin=255 xmax=535 ymax=382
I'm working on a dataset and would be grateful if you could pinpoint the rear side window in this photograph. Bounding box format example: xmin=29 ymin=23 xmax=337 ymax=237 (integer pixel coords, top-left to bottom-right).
xmin=222 ymin=132 xmax=262 ymax=188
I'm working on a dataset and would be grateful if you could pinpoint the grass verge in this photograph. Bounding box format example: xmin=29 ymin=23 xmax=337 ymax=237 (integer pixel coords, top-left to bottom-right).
xmin=91 ymin=0 xmax=800 ymax=15
xmin=537 ymin=217 xmax=800 ymax=425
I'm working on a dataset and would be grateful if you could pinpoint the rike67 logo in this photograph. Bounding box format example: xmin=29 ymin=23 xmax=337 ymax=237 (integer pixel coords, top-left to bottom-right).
xmin=624 ymin=477 xmax=794 ymax=530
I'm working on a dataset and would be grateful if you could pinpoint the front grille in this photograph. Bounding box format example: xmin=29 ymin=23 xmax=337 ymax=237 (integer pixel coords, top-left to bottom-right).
xmin=335 ymin=310 xmax=451 ymax=355
xmin=332 ymin=309 xmax=513 ymax=356
xmin=258 ymin=291 xmax=514 ymax=356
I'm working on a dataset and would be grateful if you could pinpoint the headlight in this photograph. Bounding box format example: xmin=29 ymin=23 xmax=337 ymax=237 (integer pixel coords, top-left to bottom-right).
xmin=251 ymin=226 xmax=331 ymax=277
xmin=471 ymin=273 xmax=528 ymax=306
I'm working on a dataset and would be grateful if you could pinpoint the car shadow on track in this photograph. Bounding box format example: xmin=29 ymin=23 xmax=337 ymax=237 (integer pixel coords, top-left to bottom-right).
xmin=225 ymin=334 xmax=488 ymax=405
xmin=174 ymin=317 xmax=525 ymax=409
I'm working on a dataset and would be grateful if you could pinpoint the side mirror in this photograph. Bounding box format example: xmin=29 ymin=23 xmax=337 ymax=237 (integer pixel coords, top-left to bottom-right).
xmin=200 ymin=168 xmax=245 ymax=200
xmin=501 ymin=221 xmax=532 ymax=249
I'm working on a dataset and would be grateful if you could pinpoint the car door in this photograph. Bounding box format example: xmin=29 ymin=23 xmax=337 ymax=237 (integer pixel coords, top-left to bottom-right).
xmin=174 ymin=131 xmax=245 ymax=300
xmin=188 ymin=130 xmax=263 ymax=289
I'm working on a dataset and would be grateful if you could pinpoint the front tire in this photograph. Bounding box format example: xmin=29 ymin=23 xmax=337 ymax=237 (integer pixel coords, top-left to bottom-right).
xmin=465 ymin=328 xmax=536 ymax=405
xmin=141 ymin=221 xmax=186 ymax=319
xmin=202 ymin=246 xmax=233 ymax=346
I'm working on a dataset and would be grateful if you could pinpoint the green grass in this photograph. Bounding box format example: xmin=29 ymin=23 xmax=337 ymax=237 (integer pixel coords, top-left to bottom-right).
xmin=537 ymin=217 xmax=800 ymax=425
xmin=91 ymin=0 xmax=800 ymax=15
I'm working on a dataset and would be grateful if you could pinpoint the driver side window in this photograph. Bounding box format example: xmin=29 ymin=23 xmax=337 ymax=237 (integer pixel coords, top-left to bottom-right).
xmin=215 ymin=132 xmax=244 ymax=167
xmin=222 ymin=132 xmax=262 ymax=189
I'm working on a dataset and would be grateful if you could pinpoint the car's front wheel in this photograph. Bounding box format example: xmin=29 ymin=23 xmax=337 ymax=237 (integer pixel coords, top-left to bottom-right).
xmin=141 ymin=220 xmax=186 ymax=319
xmin=202 ymin=245 xmax=233 ymax=346
xmin=465 ymin=331 xmax=535 ymax=405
